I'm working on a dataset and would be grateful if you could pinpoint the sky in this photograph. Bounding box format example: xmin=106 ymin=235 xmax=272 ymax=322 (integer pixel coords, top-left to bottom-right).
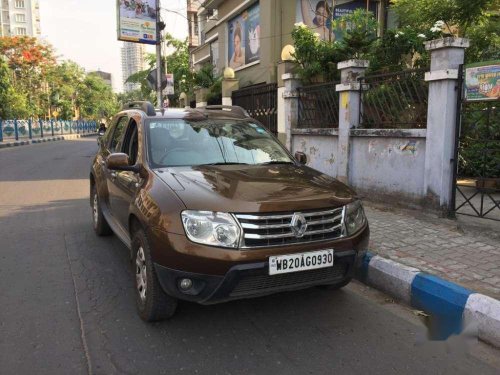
xmin=39 ymin=0 xmax=188 ymax=92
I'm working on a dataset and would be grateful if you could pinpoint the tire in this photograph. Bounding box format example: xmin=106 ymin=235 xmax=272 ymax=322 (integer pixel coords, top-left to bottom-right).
xmin=132 ymin=228 xmax=178 ymax=322
xmin=317 ymin=277 xmax=352 ymax=290
xmin=91 ymin=184 xmax=112 ymax=236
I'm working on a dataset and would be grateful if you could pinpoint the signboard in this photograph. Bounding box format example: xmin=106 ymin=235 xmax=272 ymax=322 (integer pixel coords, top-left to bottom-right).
xmin=227 ymin=3 xmax=260 ymax=70
xmin=117 ymin=0 xmax=158 ymax=45
xmin=165 ymin=73 xmax=174 ymax=95
xmin=465 ymin=62 xmax=500 ymax=101
xmin=295 ymin=0 xmax=377 ymax=41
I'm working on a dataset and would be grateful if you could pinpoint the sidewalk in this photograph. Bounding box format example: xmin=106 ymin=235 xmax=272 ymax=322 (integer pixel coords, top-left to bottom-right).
xmin=364 ymin=202 xmax=500 ymax=300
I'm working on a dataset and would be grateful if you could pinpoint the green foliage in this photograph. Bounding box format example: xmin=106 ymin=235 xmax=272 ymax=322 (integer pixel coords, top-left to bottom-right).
xmin=392 ymin=0 xmax=499 ymax=63
xmin=291 ymin=24 xmax=345 ymax=83
xmin=0 ymin=58 xmax=29 ymax=119
xmin=334 ymin=9 xmax=378 ymax=60
xmin=194 ymin=64 xmax=222 ymax=101
xmin=78 ymin=73 xmax=119 ymax=121
xmin=458 ymin=103 xmax=500 ymax=178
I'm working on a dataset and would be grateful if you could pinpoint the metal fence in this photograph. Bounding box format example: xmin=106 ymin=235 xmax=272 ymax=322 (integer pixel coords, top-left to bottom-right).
xmin=359 ymin=69 xmax=428 ymax=129
xmin=0 ymin=119 xmax=97 ymax=142
xmin=297 ymin=81 xmax=340 ymax=129
xmin=232 ymin=83 xmax=278 ymax=134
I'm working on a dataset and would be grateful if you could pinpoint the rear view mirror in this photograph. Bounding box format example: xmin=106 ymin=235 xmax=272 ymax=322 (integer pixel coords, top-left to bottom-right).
xmin=107 ymin=153 xmax=130 ymax=170
xmin=294 ymin=151 xmax=308 ymax=165
xmin=106 ymin=153 xmax=143 ymax=174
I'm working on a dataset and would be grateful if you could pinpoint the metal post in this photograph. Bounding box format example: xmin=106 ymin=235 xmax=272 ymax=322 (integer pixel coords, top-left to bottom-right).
xmin=14 ymin=119 xmax=19 ymax=141
xmin=0 ymin=119 xmax=3 ymax=142
xmin=28 ymin=118 xmax=32 ymax=139
xmin=156 ymin=1 xmax=162 ymax=108
xmin=40 ymin=119 xmax=43 ymax=138
xmin=51 ymin=119 xmax=54 ymax=136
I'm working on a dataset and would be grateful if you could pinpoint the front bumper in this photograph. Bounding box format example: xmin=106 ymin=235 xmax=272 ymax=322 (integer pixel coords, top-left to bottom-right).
xmin=154 ymin=250 xmax=364 ymax=304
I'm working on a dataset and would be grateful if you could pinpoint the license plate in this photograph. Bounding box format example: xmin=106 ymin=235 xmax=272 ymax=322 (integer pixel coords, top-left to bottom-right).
xmin=269 ymin=249 xmax=334 ymax=275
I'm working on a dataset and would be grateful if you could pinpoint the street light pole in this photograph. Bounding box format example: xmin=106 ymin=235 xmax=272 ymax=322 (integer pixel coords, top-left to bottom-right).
xmin=156 ymin=1 xmax=162 ymax=108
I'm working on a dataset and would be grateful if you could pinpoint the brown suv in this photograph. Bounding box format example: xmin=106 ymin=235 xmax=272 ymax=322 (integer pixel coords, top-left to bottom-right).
xmin=90 ymin=102 xmax=369 ymax=321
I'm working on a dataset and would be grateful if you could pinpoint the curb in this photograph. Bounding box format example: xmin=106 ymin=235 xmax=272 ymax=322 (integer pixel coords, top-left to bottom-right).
xmin=357 ymin=252 xmax=500 ymax=348
xmin=0 ymin=133 xmax=97 ymax=149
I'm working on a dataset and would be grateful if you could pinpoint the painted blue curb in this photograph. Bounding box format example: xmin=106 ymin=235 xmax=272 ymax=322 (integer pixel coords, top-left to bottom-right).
xmin=412 ymin=273 xmax=472 ymax=340
xmin=357 ymin=252 xmax=500 ymax=346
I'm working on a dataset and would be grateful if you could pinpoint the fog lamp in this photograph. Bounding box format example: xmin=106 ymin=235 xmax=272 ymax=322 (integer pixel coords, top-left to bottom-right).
xmin=179 ymin=278 xmax=193 ymax=290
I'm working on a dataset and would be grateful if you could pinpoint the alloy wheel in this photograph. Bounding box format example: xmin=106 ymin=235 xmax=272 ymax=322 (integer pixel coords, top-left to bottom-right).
xmin=136 ymin=247 xmax=147 ymax=303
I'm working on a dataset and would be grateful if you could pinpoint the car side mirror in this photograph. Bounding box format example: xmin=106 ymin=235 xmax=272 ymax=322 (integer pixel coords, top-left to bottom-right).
xmin=106 ymin=153 xmax=141 ymax=173
xmin=294 ymin=151 xmax=308 ymax=165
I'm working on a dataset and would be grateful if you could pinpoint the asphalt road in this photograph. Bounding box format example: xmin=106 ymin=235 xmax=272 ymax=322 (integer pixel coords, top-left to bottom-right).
xmin=1 ymin=138 xmax=499 ymax=375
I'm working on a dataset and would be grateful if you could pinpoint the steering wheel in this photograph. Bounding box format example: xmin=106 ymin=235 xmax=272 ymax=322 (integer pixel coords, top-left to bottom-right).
xmin=158 ymin=148 xmax=186 ymax=164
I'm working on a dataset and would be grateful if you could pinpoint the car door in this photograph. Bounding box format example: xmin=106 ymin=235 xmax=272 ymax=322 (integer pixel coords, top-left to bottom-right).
xmin=108 ymin=118 xmax=142 ymax=229
xmin=106 ymin=116 xmax=130 ymax=225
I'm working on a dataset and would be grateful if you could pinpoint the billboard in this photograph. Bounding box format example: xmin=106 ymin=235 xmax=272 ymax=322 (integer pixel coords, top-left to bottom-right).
xmin=227 ymin=3 xmax=260 ymax=70
xmin=465 ymin=62 xmax=500 ymax=101
xmin=296 ymin=0 xmax=377 ymax=41
xmin=165 ymin=73 xmax=174 ymax=96
xmin=117 ymin=0 xmax=158 ymax=45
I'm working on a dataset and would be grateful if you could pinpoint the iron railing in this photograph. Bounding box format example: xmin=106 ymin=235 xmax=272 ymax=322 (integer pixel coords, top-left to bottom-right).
xmin=297 ymin=81 xmax=340 ymax=129
xmin=359 ymin=69 xmax=428 ymax=129
xmin=232 ymin=83 xmax=278 ymax=134
xmin=0 ymin=119 xmax=97 ymax=142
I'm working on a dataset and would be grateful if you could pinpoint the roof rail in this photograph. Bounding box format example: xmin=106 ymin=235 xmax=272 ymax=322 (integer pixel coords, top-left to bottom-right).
xmin=123 ymin=101 xmax=156 ymax=116
xmin=198 ymin=105 xmax=250 ymax=118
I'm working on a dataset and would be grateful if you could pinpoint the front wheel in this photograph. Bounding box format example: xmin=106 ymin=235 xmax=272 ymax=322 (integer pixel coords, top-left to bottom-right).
xmin=132 ymin=228 xmax=178 ymax=322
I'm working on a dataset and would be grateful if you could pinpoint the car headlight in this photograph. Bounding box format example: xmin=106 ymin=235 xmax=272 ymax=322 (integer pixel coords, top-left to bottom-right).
xmin=181 ymin=211 xmax=241 ymax=248
xmin=344 ymin=200 xmax=367 ymax=236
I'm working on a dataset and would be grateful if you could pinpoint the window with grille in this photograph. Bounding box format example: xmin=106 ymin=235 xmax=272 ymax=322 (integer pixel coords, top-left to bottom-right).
xmin=15 ymin=0 xmax=25 ymax=8
xmin=15 ymin=27 xmax=27 ymax=35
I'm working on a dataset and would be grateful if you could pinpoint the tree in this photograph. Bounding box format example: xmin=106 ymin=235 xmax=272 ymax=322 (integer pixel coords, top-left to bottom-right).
xmin=78 ymin=73 xmax=119 ymax=121
xmin=0 ymin=36 xmax=56 ymax=117
xmin=0 ymin=57 xmax=29 ymax=119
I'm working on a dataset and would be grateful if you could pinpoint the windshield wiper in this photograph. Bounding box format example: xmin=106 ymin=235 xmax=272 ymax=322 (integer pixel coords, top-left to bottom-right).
xmin=200 ymin=162 xmax=250 ymax=166
xmin=259 ymin=161 xmax=295 ymax=165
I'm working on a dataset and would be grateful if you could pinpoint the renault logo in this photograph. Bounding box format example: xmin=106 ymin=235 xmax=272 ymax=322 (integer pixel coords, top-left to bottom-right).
xmin=291 ymin=213 xmax=307 ymax=238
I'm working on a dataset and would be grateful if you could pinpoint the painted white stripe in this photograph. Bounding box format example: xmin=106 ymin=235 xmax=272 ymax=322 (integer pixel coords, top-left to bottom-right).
xmin=366 ymin=256 xmax=420 ymax=304
xmin=464 ymin=293 xmax=500 ymax=348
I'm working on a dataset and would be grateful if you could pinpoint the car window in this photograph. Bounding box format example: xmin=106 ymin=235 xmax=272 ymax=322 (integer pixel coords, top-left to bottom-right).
xmin=110 ymin=117 xmax=129 ymax=153
xmin=121 ymin=120 xmax=138 ymax=165
xmin=146 ymin=119 xmax=293 ymax=167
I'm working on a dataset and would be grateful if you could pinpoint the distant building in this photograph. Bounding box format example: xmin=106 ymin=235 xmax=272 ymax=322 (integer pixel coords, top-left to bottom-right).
xmin=89 ymin=70 xmax=113 ymax=88
xmin=0 ymin=0 xmax=41 ymax=38
xmin=121 ymin=42 xmax=147 ymax=92
xmin=187 ymin=0 xmax=200 ymax=51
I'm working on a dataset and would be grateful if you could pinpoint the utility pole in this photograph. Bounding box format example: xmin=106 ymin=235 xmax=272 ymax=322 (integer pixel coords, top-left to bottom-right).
xmin=156 ymin=0 xmax=162 ymax=107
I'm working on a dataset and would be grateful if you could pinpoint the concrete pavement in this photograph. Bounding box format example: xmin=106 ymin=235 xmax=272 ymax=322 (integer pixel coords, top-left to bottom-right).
xmin=0 ymin=138 xmax=499 ymax=374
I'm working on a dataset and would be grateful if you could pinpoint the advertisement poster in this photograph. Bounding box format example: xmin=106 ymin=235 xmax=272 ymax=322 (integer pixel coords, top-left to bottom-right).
xmin=227 ymin=3 xmax=260 ymax=70
xmin=117 ymin=0 xmax=158 ymax=45
xmin=465 ymin=62 xmax=500 ymax=101
xmin=295 ymin=0 xmax=377 ymax=41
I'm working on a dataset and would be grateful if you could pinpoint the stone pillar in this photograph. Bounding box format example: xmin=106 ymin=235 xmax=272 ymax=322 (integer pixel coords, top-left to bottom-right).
xmin=423 ymin=37 xmax=469 ymax=213
xmin=222 ymin=78 xmax=239 ymax=106
xmin=335 ymin=59 xmax=369 ymax=184
xmin=195 ymin=87 xmax=209 ymax=108
xmin=277 ymin=61 xmax=298 ymax=145
xmin=179 ymin=92 xmax=189 ymax=109
xmin=282 ymin=73 xmax=302 ymax=151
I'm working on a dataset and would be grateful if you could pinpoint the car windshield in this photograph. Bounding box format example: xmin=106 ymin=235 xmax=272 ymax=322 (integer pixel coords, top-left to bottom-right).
xmin=146 ymin=119 xmax=294 ymax=167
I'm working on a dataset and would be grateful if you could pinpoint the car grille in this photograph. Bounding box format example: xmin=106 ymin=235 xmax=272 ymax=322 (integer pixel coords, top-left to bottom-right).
xmin=235 ymin=207 xmax=345 ymax=248
xmin=230 ymin=263 xmax=347 ymax=297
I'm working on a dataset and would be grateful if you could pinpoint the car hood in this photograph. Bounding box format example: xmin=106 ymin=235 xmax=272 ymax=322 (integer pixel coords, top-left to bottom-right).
xmin=154 ymin=164 xmax=357 ymax=213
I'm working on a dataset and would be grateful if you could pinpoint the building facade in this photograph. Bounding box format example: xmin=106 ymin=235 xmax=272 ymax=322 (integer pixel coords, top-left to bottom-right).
xmin=191 ymin=0 xmax=390 ymax=88
xmin=187 ymin=0 xmax=200 ymax=52
xmin=121 ymin=42 xmax=147 ymax=93
xmin=89 ymin=70 xmax=113 ymax=89
xmin=0 ymin=0 xmax=41 ymax=37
